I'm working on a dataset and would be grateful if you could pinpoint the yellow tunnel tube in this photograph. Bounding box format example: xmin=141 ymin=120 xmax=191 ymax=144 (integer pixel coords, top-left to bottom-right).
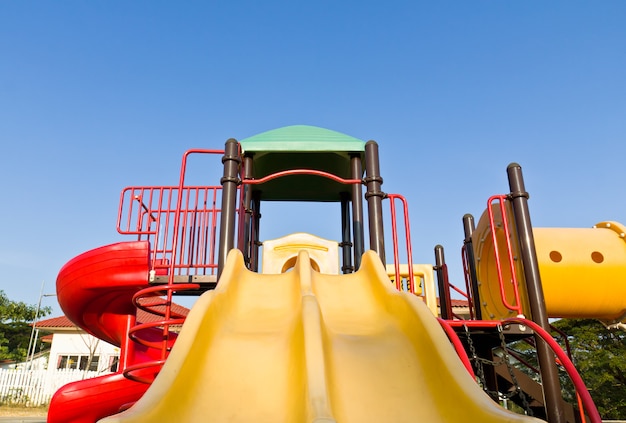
xmin=99 ymin=249 xmax=541 ymax=423
xmin=535 ymin=221 xmax=626 ymax=321
xmin=474 ymin=203 xmax=626 ymax=322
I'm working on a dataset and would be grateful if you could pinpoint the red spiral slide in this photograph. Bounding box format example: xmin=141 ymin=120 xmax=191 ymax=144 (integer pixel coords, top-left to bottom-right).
xmin=48 ymin=241 xmax=158 ymax=423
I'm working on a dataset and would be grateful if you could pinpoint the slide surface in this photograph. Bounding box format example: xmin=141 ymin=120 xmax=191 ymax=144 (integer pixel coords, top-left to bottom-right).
xmin=56 ymin=241 xmax=151 ymax=346
xmin=48 ymin=373 xmax=149 ymax=423
xmin=100 ymin=250 xmax=541 ymax=423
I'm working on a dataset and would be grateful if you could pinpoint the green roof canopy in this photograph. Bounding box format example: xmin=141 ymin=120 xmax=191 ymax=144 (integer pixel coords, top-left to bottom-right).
xmin=239 ymin=125 xmax=366 ymax=201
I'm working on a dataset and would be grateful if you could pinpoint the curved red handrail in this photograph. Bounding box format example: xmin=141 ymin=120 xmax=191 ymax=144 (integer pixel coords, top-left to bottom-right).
xmin=241 ymin=168 xmax=362 ymax=186
xmin=127 ymin=282 xmax=201 ymax=382
xmin=123 ymin=359 xmax=167 ymax=384
xmin=446 ymin=319 xmax=602 ymax=423
xmin=487 ymin=195 xmax=523 ymax=316
xmin=437 ymin=318 xmax=475 ymax=376
xmin=503 ymin=318 xmax=600 ymax=423
xmin=387 ymin=193 xmax=415 ymax=293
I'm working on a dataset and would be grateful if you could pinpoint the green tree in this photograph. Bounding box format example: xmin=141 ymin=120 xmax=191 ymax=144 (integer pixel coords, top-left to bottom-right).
xmin=0 ymin=290 xmax=52 ymax=362
xmin=552 ymin=318 xmax=626 ymax=420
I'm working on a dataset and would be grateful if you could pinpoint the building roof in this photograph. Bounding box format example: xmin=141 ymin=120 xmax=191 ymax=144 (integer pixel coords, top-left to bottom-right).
xmin=447 ymin=299 xmax=470 ymax=308
xmin=36 ymin=297 xmax=190 ymax=330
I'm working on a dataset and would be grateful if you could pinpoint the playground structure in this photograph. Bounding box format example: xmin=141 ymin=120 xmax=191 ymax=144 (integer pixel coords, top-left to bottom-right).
xmin=48 ymin=125 xmax=625 ymax=422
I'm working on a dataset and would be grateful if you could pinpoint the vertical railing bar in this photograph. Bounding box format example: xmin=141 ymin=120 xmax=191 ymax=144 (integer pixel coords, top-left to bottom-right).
xmin=140 ymin=188 xmax=149 ymax=233
xmin=192 ymin=187 xmax=201 ymax=272
xmin=198 ymin=188 xmax=209 ymax=272
xmin=388 ymin=196 xmax=401 ymax=290
xmin=460 ymin=247 xmax=475 ymax=319
xmin=126 ymin=189 xmax=135 ymax=234
xmin=204 ymin=188 xmax=212 ymax=271
xmin=184 ymin=189 xmax=193 ymax=272
xmin=129 ymin=189 xmax=139 ymax=236
xmin=163 ymin=188 xmax=173 ymax=271
xmin=131 ymin=189 xmax=139 ymax=236
xmin=209 ymin=189 xmax=219 ymax=272
xmin=238 ymin=184 xmax=246 ymax=250
xmin=159 ymin=189 xmax=167 ymax=265
xmin=498 ymin=198 xmax=523 ymax=314
xmin=194 ymin=189 xmax=203 ymax=273
xmin=386 ymin=194 xmax=415 ymax=293
xmin=184 ymin=188 xmax=193 ymax=272
xmin=399 ymin=195 xmax=415 ymax=293
xmin=176 ymin=188 xmax=188 ymax=274
xmin=146 ymin=188 xmax=155 ymax=266
xmin=155 ymin=187 xmax=166 ymax=267
xmin=195 ymin=189 xmax=204 ymax=273
xmin=116 ymin=188 xmax=126 ymax=234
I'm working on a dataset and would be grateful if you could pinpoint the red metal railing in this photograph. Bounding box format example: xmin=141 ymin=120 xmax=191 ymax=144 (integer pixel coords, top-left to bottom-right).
xmin=387 ymin=193 xmax=416 ymax=293
xmin=459 ymin=245 xmax=475 ymax=319
xmin=487 ymin=195 xmax=524 ymax=316
xmin=117 ymin=149 xmax=224 ymax=383
xmin=117 ymin=149 xmax=225 ymax=279
xmin=437 ymin=318 xmax=475 ymax=376
xmin=118 ymin=185 xmax=222 ymax=277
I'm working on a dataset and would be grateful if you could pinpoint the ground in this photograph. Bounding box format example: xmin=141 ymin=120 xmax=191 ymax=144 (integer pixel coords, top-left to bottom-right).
xmin=0 ymin=406 xmax=47 ymax=417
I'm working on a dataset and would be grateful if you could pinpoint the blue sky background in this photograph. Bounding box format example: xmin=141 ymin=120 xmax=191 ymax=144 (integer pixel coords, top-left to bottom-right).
xmin=1 ymin=1 xmax=625 ymax=317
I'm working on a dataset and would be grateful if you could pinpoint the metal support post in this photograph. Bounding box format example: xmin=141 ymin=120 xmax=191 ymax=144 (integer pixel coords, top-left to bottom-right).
xmin=507 ymin=162 xmax=565 ymax=423
xmin=434 ymin=245 xmax=453 ymax=320
xmin=340 ymin=194 xmax=354 ymax=273
xmin=241 ymin=155 xmax=254 ymax=268
xmin=364 ymin=141 xmax=385 ymax=264
xmin=351 ymin=154 xmax=365 ymax=269
xmin=462 ymin=214 xmax=483 ymax=320
xmin=217 ymin=138 xmax=240 ymax=279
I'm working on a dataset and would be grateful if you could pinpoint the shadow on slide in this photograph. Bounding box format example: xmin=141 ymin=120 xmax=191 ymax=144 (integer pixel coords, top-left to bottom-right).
xmin=100 ymin=250 xmax=542 ymax=423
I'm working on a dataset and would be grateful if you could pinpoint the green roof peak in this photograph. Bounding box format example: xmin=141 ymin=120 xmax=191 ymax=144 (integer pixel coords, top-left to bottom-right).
xmin=240 ymin=125 xmax=365 ymax=153
xmin=236 ymin=126 xmax=367 ymax=202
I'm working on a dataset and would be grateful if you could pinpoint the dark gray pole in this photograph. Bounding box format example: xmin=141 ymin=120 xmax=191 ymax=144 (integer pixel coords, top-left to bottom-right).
xmin=250 ymin=191 xmax=261 ymax=272
xmin=217 ymin=138 xmax=240 ymax=279
xmin=364 ymin=141 xmax=385 ymax=264
xmin=462 ymin=214 xmax=483 ymax=320
xmin=434 ymin=245 xmax=452 ymax=320
xmin=340 ymin=194 xmax=354 ymax=274
xmin=507 ymin=162 xmax=565 ymax=423
xmin=350 ymin=154 xmax=365 ymax=269
xmin=241 ymin=155 xmax=254 ymax=268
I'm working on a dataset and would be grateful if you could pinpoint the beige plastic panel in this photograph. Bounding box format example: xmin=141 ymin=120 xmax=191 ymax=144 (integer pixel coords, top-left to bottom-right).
xmin=386 ymin=263 xmax=438 ymax=316
xmin=262 ymin=232 xmax=339 ymax=274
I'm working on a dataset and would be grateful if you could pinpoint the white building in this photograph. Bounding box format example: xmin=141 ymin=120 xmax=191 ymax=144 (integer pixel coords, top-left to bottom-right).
xmin=36 ymin=299 xmax=190 ymax=374
xmin=35 ymin=315 xmax=121 ymax=374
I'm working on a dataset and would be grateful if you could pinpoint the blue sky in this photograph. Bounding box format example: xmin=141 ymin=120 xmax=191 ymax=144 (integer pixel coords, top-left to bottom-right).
xmin=1 ymin=1 xmax=625 ymax=317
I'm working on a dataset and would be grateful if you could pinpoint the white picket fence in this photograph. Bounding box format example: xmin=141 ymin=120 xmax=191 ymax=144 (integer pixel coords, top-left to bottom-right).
xmin=0 ymin=368 xmax=108 ymax=406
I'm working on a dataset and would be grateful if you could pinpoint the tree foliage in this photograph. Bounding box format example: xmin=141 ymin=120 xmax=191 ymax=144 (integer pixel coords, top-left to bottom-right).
xmin=551 ymin=318 xmax=626 ymax=420
xmin=0 ymin=290 xmax=52 ymax=362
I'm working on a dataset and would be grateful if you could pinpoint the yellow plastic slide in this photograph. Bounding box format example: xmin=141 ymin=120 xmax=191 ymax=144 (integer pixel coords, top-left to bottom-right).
xmin=100 ymin=250 xmax=540 ymax=423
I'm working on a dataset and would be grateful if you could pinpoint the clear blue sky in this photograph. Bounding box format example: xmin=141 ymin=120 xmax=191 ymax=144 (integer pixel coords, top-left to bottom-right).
xmin=1 ymin=1 xmax=625 ymax=317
